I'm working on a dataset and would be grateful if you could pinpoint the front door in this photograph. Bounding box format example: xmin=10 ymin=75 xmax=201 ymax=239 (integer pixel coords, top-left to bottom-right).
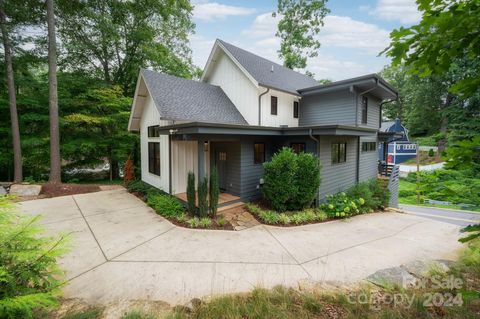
xmin=216 ymin=150 xmax=227 ymax=191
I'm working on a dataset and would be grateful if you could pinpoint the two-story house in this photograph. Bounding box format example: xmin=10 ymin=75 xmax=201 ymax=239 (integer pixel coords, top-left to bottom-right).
xmin=128 ymin=39 xmax=398 ymax=205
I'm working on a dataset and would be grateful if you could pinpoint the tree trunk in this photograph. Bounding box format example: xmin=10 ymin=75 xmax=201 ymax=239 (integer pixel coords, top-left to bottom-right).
xmin=0 ymin=0 xmax=22 ymax=183
xmin=47 ymin=0 xmax=61 ymax=183
xmin=437 ymin=94 xmax=452 ymax=159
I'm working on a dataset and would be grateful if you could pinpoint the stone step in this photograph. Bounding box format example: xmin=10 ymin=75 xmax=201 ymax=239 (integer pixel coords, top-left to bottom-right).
xmin=218 ymin=201 xmax=245 ymax=212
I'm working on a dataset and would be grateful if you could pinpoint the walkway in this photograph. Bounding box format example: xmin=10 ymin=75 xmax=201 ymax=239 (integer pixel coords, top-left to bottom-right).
xmin=18 ymin=189 xmax=463 ymax=305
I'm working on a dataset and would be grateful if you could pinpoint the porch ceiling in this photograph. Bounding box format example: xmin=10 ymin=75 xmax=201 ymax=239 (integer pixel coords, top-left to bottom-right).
xmin=158 ymin=122 xmax=377 ymax=137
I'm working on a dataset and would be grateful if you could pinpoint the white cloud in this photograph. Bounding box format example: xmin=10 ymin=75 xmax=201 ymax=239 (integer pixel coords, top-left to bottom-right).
xmin=193 ymin=2 xmax=256 ymax=22
xmin=368 ymin=0 xmax=421 ymax=24
xmin=191 ymin=12 xmax=391 ymax=80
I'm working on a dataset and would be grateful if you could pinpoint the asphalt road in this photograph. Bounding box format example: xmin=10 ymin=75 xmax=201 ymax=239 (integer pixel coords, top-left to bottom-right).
xmin=399 ymin=204 xmax=480 ymax=227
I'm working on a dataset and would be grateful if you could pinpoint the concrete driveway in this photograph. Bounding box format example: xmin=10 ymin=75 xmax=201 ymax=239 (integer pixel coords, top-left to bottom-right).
xmin=18 ymin=189 xmax=463 ymax=305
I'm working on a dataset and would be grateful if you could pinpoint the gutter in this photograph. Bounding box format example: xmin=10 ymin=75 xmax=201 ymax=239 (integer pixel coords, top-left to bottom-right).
xmin=258 ymin=87 xmax=270 ymax=126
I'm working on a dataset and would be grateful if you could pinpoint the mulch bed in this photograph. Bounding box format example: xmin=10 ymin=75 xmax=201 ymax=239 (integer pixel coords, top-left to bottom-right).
xmin=40 ymin=183 xmax=101 ymax=198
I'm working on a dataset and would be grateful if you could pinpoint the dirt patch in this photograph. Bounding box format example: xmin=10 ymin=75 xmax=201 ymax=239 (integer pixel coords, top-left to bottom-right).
xmin=40 ymin=183 xmax=101 ymax=198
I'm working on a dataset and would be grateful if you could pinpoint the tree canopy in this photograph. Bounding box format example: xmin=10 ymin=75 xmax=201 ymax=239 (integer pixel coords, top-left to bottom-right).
xmin=273 ymin=0 xmax=329 ymax=70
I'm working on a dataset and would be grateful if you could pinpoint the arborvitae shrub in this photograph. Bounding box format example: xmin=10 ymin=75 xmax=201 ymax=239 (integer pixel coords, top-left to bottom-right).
xmin=187 ymin=171 xmax=196 ymax=215
xmin=209 ymin=166 xmax=219 ymax=218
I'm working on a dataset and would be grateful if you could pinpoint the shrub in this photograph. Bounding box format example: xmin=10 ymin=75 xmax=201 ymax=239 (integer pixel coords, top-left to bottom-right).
xmin=262 ymin=147 xmax=321 ymax=211
xmin=147 ymin=194 xmax=184 ymax=218
xmin=123 ymin=156 xmax=135 ymax=184
xmin=369 ymin=179 xmax=390 ymax=208
xmin=187 ymin=217 xmax=200 ymax=228
xmin=127 ymin=180 xmax=163 ymax=197
xmin=197 ymin=176 xmax=209 ymax=217
xmin=199 ymin=217 xmax=212 ymax=228
xmin=0 ymin=196 xmax=68 ymax=318
xmin=428 ymin=148 xmax=435 ymax=157
xmin=278 ymin=213 xmax=291 ymax=225
xmin=186 ymin=171 xmax=196 ymax=215
xmin=292 ymin=152 xmax=321 ymax=209
xmin=209 ymin=166 xmax=219 ymax=218
xmin=346 ymin=179 xmax=389 ymax=211
xmin=216 ymin=215 xmax=226 ymax=227
xmin=321 ymin=192 xmax=364 ymax=218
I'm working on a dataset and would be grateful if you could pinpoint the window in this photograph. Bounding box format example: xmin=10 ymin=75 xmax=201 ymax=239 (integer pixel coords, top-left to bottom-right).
xmin=293 ymin=101 xmax=299 ymax=118
xmin=148 ymin=142 xmax=160 ymax=175
xmin=148 ymin=125 xmax=160 ymax=137
xmin=271 ymin=96 xmax=278 ymax=115
xmin=254 ymin=143 xmax=265 ymax=164
xmin=362 ymin=141 xmax=377 ymax=152
xmin=361 ymin=96 xmax=368 ymax=124
xmin=290 ymin=143 xmax=305 ymax=154
xmin=331 ymin=142 xmax=347 ymax=164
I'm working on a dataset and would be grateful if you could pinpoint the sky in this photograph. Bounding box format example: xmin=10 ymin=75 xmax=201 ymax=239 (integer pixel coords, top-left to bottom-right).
xmin=190 ymin=0 xmax=421 ymax=81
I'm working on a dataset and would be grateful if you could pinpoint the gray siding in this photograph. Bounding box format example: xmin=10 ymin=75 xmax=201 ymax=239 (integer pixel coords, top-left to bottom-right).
xmin=359 ymin=134 xmax=379 ymax=182
xmin=318 ymin=136 xmax=358 ymax=199
xmin=239 ymin=137 xmax=273 ymax=200
xmin=299 ymin=89 xmax=356 ymax=126
xmin=357 ymin=94 xmax=381 ymax=129
xmin=210 ymin=142 xmax=241 ymax=196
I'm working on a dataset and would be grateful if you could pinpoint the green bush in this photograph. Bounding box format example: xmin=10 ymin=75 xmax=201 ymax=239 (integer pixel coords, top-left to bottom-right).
xmin=321 ymin=192 xmax=365 ymax=218
xmin=147 ymin=194 xmax=184 ymax=218
xmin=428 ymin=148 xmax=435 ymax=157
xmin=197 ymin=176 xmax=209 ymax=217
xmin=262 ymin=147 xmax=321 ymax=211
xmin=209 ymin=166 xmax=219 ymax=218
xmin=0 ymin=196 xmax=68 ymax=318
xmin=186 ymin=171 xmax=196 ymax=215
xmin=246 ymin=203 xmax=327 ymax=225
xmin=127 ymin=180 xmax=165 ymax=197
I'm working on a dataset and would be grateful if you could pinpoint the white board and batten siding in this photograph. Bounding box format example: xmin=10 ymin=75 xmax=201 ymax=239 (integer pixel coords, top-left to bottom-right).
xmin=139 ymin=94 xmax=169 ymax=192
xmin=206 ymin=51 xmax=258 ymax=125
xmin=260 ymin=89 xmax=299 ymax=127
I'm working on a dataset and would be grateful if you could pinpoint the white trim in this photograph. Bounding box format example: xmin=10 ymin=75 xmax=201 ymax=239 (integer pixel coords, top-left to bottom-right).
xmin=128 ymin=74 xmax=144 ymax=131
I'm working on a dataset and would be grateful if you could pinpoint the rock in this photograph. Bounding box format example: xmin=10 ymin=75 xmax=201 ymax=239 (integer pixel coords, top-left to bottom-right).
xmin=0 ymin=186 xmax=6 ymax=195
xmin=182 ymin=298 xmax=202 ymax=312
xmin=366 ymin=267 xmax=417 ymax=289
xmin=401 ymin=260 xmax=451 ymax=278
xmin=9 ymin=184 xmax=42 ymax=196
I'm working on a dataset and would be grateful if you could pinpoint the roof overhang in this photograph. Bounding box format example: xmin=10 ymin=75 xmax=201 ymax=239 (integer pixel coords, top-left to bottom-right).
xmin=378 ymin=131 xmax=404 ymax=142
xmin=299 ymin=74 xmax=398 ymax=100
xmin=157 ymin=122 xmax=377 ymax=137
xmin=128 ymin=72 xmax=150 ymax=132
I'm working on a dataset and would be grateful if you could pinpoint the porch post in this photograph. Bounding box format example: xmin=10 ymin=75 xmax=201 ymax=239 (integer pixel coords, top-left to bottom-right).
xmin=198 ymin=139 xmax=205 ymax=181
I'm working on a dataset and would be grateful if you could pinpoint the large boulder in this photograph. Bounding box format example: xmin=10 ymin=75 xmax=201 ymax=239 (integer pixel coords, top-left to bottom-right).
xmin=10 ymin=184 xmax=42 ymax=197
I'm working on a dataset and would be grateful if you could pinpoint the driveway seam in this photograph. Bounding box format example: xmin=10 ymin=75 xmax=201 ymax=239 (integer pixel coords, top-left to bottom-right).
xmin=72 ymin=196 xmax=109 ymax=262
xmin=299 ymin=221 xmax=424 ymax=265
xmin=262 ymin=225 xmax=313 ymax=279
xmin=109 ymin=260 xmax=300 ymax=266
xmin=109 ymin=226 xmax=176 ymax=261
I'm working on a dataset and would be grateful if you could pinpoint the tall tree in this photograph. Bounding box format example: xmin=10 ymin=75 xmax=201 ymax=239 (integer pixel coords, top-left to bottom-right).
xmin=273 ymin=0 xmax=329 ymax=70
xmin=56 ymin=0 xmax=195 ymax=95
xmin=47 ymin=0 xmax=61 ymax=183
xmin=383 ymin=0 xmax=480 ymax=98
xmin=0 ymin=0 xmax=22 ymax=182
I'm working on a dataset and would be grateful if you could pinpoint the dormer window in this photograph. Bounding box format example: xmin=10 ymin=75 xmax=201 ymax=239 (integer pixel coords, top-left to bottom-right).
xmin=271 ymin=96 xmax=278 ymax=115
xmin=293 ymin=101 xmax=299 ymax=118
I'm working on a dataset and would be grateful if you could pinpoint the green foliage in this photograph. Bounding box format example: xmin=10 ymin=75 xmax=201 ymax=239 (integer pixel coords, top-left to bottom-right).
xmin=186 ymin=217 xmax=210 ymax=229
xmin=216 ymin=215 xmax=226 ymax=227
xmin=0 ymin=196 xmax=68 ymax=318
xmin=403 ymin=169 xmax=480 ymax=208
xmin=273 ymin=0 xmax=330 ymax=70
xmin=321 ymin=192 xmax=365 ymax=219
xmin=246 ymin=203 xmax=327 ymax=226
xmin=459 ymin=225 xmax=480 ymax=243
xmin=197 ymin=176 xmax=208 ymax=218
xmin=383 ymin=0 xmax=480 ymax=98
xmin=121 ymin=310 xmax=156 ymax=319
xmin=428 ymin=148 xmax=435 ymax=157
xmin=56 ymin=0 xmax=196 ymax=95
xmin=186 ymin=171 xmax=196 ymax=215
xmin=126 ymin=180 xmax=163 ymax=197
xmin=445 ymin=137 xmax=480 ymax=173
xmin=209 ymin=166 xmax=219 ymax=218
xmin=262 ymin=147 xmax=321 ymax=211
xmin=62 ymin=307 xmax=104 ymax=319
xmin=147 ymin=194 xmax=184 ymax=219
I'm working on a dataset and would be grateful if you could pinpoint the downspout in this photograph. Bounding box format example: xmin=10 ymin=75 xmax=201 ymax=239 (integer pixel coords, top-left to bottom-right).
xmin=379 ymin=97 xmax=398 ymax=128
xmin=309 ymin=129 xmax=321 ymax=206
xmin=356 ymin=136 xmax=360 ymax=183
xmin=258 ymin=87 xmax=270 ymax=126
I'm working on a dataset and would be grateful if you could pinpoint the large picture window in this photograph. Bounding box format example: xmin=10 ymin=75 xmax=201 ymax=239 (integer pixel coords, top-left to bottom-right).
xmin=254 ymin=143 xmax=265 ymax=164
xmin=293 ymin=101 xmax=299 ymax=118
xmin=148 ymin=125 xmax=160 ymax=137
xmin=361 ymin=96 xmax=368 ymax=124
xmin=362 ymin=141 xmax=376 ymax=152
xmin=331 ymin=142 xmax=347 ymax=164
xmin=271 ymin=96 xmax=278 ymax=115
xmin=290 ymin=142 xmax=305 ymax=154
xmin=148 ymin=142 xmax=160 ymax=175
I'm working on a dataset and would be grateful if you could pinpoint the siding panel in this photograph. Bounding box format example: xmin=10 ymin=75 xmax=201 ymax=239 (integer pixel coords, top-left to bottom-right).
xmin=299 ymin=89 xmax=356 ymax=126
xmin=357 ymin=94 xmax=381 ymax=129
xmin=359 ymin=134 xmax=379 ymax=182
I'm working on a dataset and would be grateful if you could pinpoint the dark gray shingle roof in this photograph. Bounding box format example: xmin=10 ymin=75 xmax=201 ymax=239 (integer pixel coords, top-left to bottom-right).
xmin=141 ymin=69 xmax=247 ymax=125
xmin=218 ymin=40 xmax=318 ymax=95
